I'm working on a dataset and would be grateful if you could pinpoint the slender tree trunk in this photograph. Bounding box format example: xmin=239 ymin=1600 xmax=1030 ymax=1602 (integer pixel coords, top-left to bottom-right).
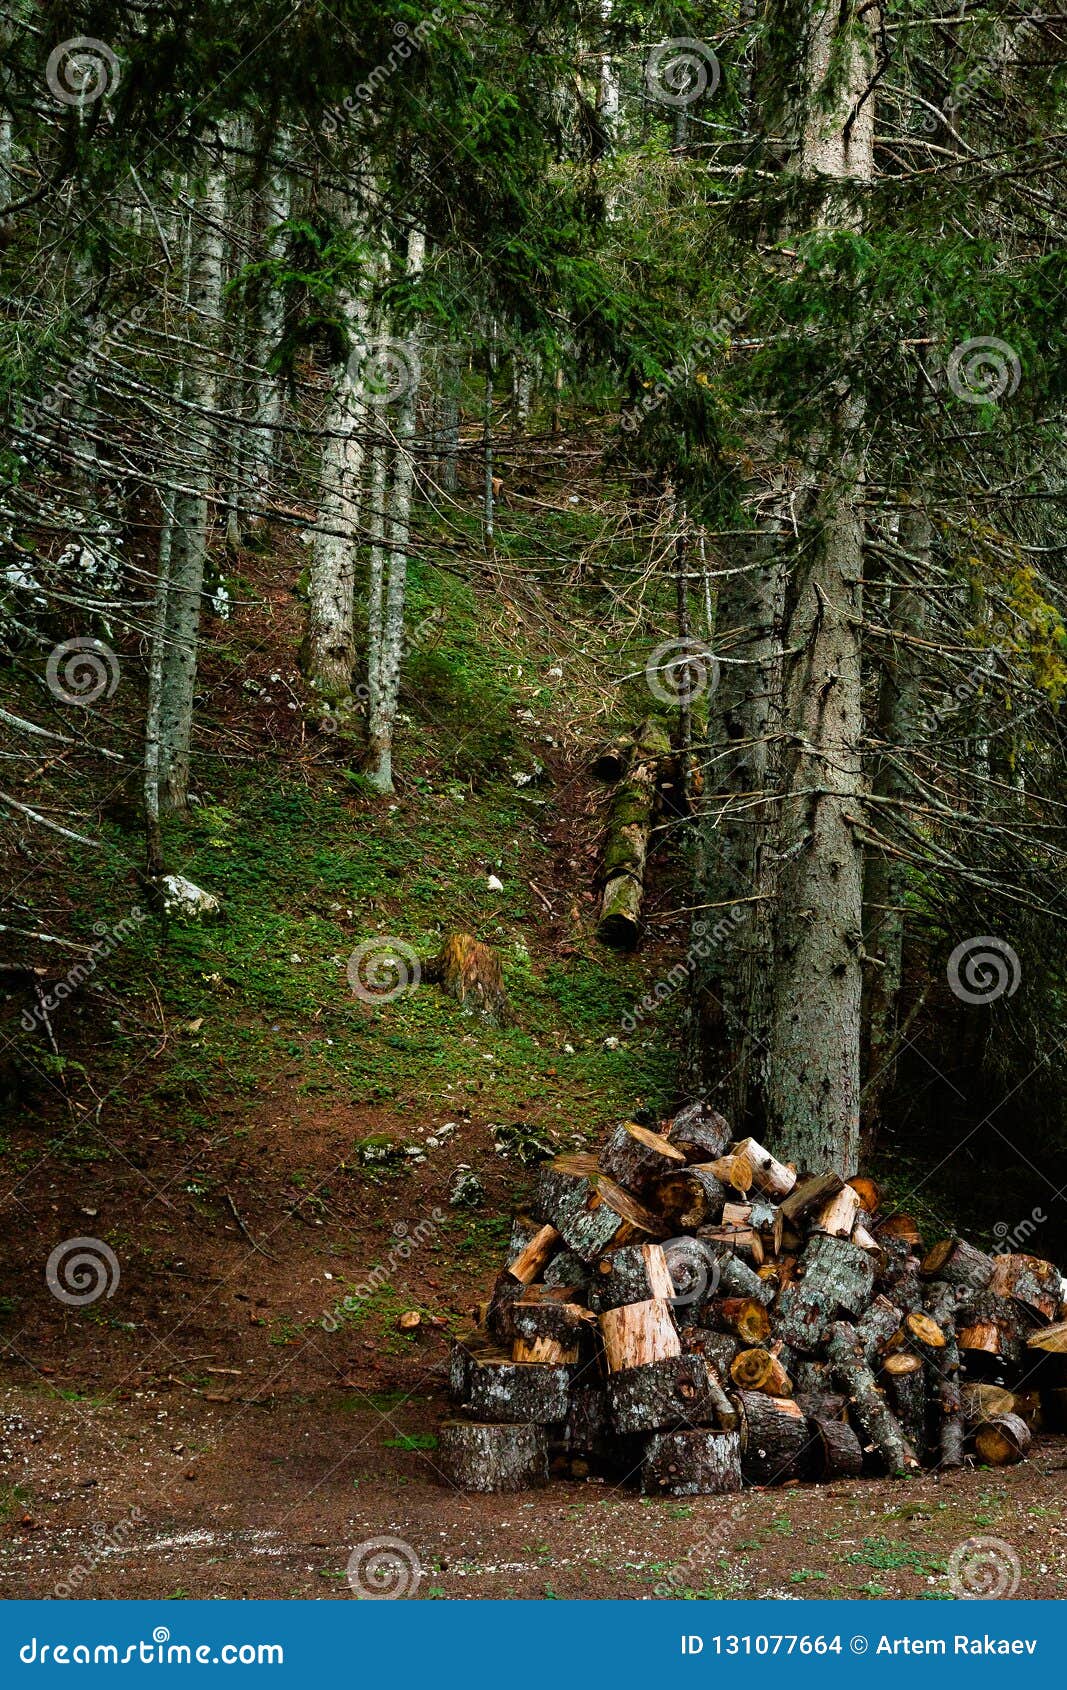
xmin=145 ymin=495 xmax=174 ymax=879
xmin=366 ymin=231 xmax=425 ymax=793
xmin=764 ymin=0 xmax=877 ymax=1173
xmin=246 ymin=132 xmax=292 ymax=524
xmin=437 ymin=345 xmax=461 ymax=493
xmin=158 ymin=134 xmax=229 ymax=811
xmin=306 ymin=202 xmax=370 ymax=705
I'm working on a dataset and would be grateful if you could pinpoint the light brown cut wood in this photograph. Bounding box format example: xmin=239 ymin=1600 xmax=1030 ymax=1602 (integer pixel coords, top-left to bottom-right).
xmin=812 ymin=1184 xmax=862 ymax=1238
xmin=508 ymin=1223 xmax=561 ymax=1284
xmin=730 ymin=1347 xmax=792 ymax=1396
xmin=730 ymin=1137 xmax=797 ymax=1199
xmin=851 ymin=1220 xmax=882 ymax=1257
xmin=989 ymin=1253 xmax=1061 ymax=1321
xmin=904 ymin=1310 xmax=946 ymax=1350
xmin=973 ymin=1411 xmax=1031 ymax=1466
xmin=878 ymin=1214 xmax=923 ymax=1247
xmin=397 ymin=1310 xmax=422 ymax=1332
xmin=847 ymin=1175 xmax=881 ymax=1213
xmin=1027 ymin=1320 xmax=1067 ymax=1353
xmin=780 ymin=1172 xmax=845 ymax=1225
xmin=882 ymin=1350 xmax=924 ymax=1377
xmin=920 ymin=1236 xmax=993 ymax=1289
xmin=598 ymin=1121 xmax=686 ymax=1190
xmin=512 ymin=1335 xmax=579 ymax=1364
xmin=716 ymin=1296 xmax=772 ymax=1345
xmin=599 ymin=1297 xmax=680 ymax=1373
xmin=961 ymin=1382 xmax=1015 ymax=1423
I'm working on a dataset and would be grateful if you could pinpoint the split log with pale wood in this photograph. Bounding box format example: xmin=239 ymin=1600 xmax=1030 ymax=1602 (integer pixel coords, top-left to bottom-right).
xmin=439 ymin=1100 xmax=1066 ymax=1492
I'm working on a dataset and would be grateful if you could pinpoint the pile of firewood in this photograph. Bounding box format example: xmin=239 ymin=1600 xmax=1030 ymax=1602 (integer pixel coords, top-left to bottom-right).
xmin=438 ymin=1104 xmax=1067 ymax=1494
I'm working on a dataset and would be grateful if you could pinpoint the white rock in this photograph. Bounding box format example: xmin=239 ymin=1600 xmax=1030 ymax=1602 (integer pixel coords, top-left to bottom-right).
xmin=487 ymin=874 xmax=504 ymax=892
xmin=158 ymin=875 xmax=221 ymax=920
xmin=603 ymin=1035 xmax=621 ymax=1051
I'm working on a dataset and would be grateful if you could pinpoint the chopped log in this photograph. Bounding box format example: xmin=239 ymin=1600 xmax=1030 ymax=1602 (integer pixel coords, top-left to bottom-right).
xmin=826 ymin=1320 xmax=920 ymax=1476
xmin=878 ymin=1236 xmax=923 ymax=1310
xmin=426 ymin=931 xmax=507 ymax=1020
xmin=697 ymin=1242 xmax=776 ymax=1306
xmin=878 ymin=1214 xmax=923 ymax=1248
xmin=723 ymin=1200 xmax=784 ymax=1257
xmin=588 ymin=1241 xmax=674 ymax=1313
xmin=397 ymin=1310 xmax=421 ymax=1333
xmin=598 ymin=1121 xmax=686 ymax=1189
xmin=509 ymin=1300 xmax=594 ymax=1347
xmin=855 ymin=1295 xmax=903 ymax=1366
xmin=882 ymin=1351 xmax=923 ymax=1377
xmin=641 ymin=1428 xmax=742 ymax=1496
xmin=851 ymin=1221 xmax=882 ymax=1259
xmin=923 ymin=1280 xmax=965 ymax=1469
xmin=682 ymin=1328 xmax=740 ymax=1378
xmin=902 ymin=1309 xmax=947 ymax=1359
xmin=886 ymin=1364 xmax=929 ymax=1457
xmin=513 ymin=1336 xmax=579 ymax=1363
xmin=508 ymin=1213 xmax=540 ymax=1257
xmin=810 ymin=1413 xmax=864 ymax=1481
xmin=700 ymin=1223 xmax=763 ymax=1265
xmin=607 ymin=1354 xmax=717 ymax=1433
xmin=777 ymin=1235 xmax=876 ymax=1354
xmin=536 ymin=1157 xmax=656 ymax=1261
xmin=792 ymin=1359 xmax=832 ymax=1398
xmin=812 ymin=1184 xmax=862 ymax=1239
xmin=732 ymin=1391 xmax=811 ymax=1484
xmin=464 ymin=1358 xmax=571 ymax=1423
xmin=665 ymin=1102 xmax=731 ymax=1162
xmin=730 ymin=1137 xmax=797 ymax=1199
xmin=487 ymin=1270 xmax=525 ymax=1344
xmin=596 ymin=718 xmax=671 ymax=948
xmin=795 ymin=1389 xmax=848 ymax=1419
xmin=962 ymin=1383 xmax=1016 ymax=1423
xmin=957 ymin=1291 xmax=1028 ymax=1369
xmin=599 ymin=1297 xmax=680 ymax=1373
xmin=715 ymin=1297 xmax=772 ymax=1345
xmin=847 ymin=1175 xmax=881 ymax=1214
xmin=656 ymin=1165 xmax=727 ymax=1229
xmin=449 ymin=1331 xmax=504 ymax=1402
xmin=660 ymin=1236 xmax=721 ymax=1315
xmin=1026 ymin=1319 xmax=1067 ymax=1353
xmin=437 ymin=1421 xmax=549 ymax=1491
xmin=974 ymin=1412 xmax=1031 ymax=1466
xmin=543 ymin=1247 xmax=588 ymax=1288
xmin=780 ymin=1172 xmax=845 ymax=1227
xmin=989 ymin=1253 xmax=1061 ymax=1321
xmin=508 ymin=1223 xmax=561 ymax=1284
xmin=703 ymin=1364 xmax=740 ymax=1431
xmin=921 ymin=1236 xmax=994 ymax=1292
xmin=730 ymin=1347 xmax=793 ymax=1396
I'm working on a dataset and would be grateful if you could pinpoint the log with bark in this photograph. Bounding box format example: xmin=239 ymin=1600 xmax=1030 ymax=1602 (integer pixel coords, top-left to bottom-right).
xmin=641 ymin=1428 xmax=742 ymax=1496
xmin=437 ymin=1421 xmax=549 ymax=1491
xmin=732 ymin=1390 xmax=811 ymax=1483
xmin=596 ymin=718 xmax=672 ymax=948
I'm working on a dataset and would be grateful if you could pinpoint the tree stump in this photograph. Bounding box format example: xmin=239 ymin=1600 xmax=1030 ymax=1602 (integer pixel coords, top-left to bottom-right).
xmin=425 ymin=932 xmax=507 ymax=1021
xmin=607 ymin=1355 xmax=716 ymax=1433
xmin=733 ymin=1391 xmax=811 ymax=1484
xmin=641 ymin=1428 xmax=742 ymax=1496
xmin=436 ymin=1421 xmax=548 ymax=1491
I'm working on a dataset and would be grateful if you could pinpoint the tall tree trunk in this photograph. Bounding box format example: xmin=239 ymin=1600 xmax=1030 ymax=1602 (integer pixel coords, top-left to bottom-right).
xmin=158 ymin=134 xmax=228 ymax=811
xmin=764 ymin=0 xmax=877 ymax=1173
xmin=246 ymin=132 xmax=292 ymax=525
xmin=306 ymin=203 xmax=370 ymax=706
xmin=365 ymin=230 xmax=425 ymax=793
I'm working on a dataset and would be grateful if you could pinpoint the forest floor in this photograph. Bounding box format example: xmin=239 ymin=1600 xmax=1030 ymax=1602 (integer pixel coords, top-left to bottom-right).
xmin=2 ymin=448 xmax=1063 ymax=1601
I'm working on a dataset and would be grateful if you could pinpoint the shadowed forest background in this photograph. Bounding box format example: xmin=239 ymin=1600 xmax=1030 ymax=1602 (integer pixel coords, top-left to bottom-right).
xmin=1 ymin=0 xmax=1066 ymax=1599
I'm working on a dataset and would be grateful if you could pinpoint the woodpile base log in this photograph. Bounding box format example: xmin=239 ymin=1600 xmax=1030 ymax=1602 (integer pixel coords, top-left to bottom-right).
xmin=437 ymin=1421 xmax=549 ymax=1491
xmin=607 ymin=1356 xmax=716 ymax=1433
xmin=641 ymin=1429 xmax=742 ymax=1496
xmin=464 ymin=1359 xmax=571 ymax=1423
xmin=733 ymin=1391 xmax=811 ymax=1484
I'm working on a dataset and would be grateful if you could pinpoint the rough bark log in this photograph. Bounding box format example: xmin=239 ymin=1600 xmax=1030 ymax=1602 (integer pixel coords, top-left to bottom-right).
xmin=437 ymin=1420 xmax=549 ymax=1491
xmin=588 ymin=1241 xmax=674 ymax=1313
xmin=697 ymin=1243 xmax=776 ymax=1306
xmin=599 ymin=1297 xmax=680 ymax=1373
xmin=780 ymin=1171 xmax=845 ymax=1226
xmin=855 ymin=1296 xmax=903 ymax=1366
xmin=886 ymin=1364 xmax=929 ymax=1458
xmin=989 ymin=1253 xmax=1061 ymax=1321
xmin=826 ymin=1320 xmax=920 ymax=1476
xmin=682 ymin=1329 xmax=740 ymax=1378
xmin=810 ymin=1413 xmax=864 ymax=1480
xmin=777 ymin=1235 xmax=876 ymax=1354
xmin=596 ymin=718 xmax=671 ymax=947
xmin=607 ymin=1355 xmax=716 ymax=1433
xmin=733 ymin=1390 xmax=811 ymax=1483
xmin=730 ymin=1137 xmax=797 ymax=1199
xmin=656 ymin=1165 xmax=727 ymax=1229
xmin=508 ymin=1223 xmax=561 ymax=1284
xmin=598 ymin=1121 xmax=685 ymax=1189
xmin=665 ymin=1103 xmax=731 ymax=1161
xmin=923 ymin=1280 xmax=964 ymax=1469
xmin=463 ymin=1358 xmax=571 ymax=1423
xmin=920 ymin=1237 xmax=994 ymax=1292
xmin=536 ymin=1157 xmax=658 ymax=1261
xmin=641 ymin=1428 xmax=742 ymax=1496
